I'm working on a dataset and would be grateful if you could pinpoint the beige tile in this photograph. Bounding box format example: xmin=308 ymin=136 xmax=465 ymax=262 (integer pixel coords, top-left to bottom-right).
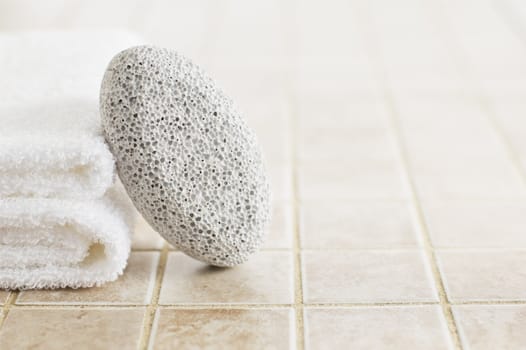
xmin=0 ymin=291 xmax=9 ymax=304
xmin=295 ymin=68 xmax=378 ymax=96
xmin=298 ymin=157 xmax=408 ymax=200
xmin=380 ymin=34 xmax=455 ymax=61
xmin=519 ymin=154 xmax=526 ymax=178
xmin=391 ymin=82 xmax=475 ymax=101
xmin=128 ymin=2 xmax=210 ymax=60
xmin=151 ymin=308 xmax=294 ymax=349
xmin=453 ymin=305 xmax=526 ymax=350
xmin=262 ymin=201 xmax=293 ymax=249
xmin=379 ymin=35 xmax=449 ymax=67
xmin=492 ymin=99 xmax=526 ymax=156
xmin=389 ymin=72 xmax=471 ymax=97
xmin=395 ymin=98 xmax=521 ymax=168
xmin=395 ymin=96 xmax=489 ymax=130
xmin=297 ymin=95 xmax=389 ymax=130
xmin=402 ymin=125 xmax=508 ymax=160
xmin=132 ymin=216 xmax=165 ymax=250
xmin=298 ymin=127 xmax=396 ymax=161
xmin=296 ymin=1 xmax=366 ymax=56
xmin=296 ymin=47 xmax=369 ymax=73
xmin=243 ymin=98 xmax=291 ymax=164
xmin=492 ymin=99 xmax=526 ymax=171
xmin=268 ymin=162 xmax=293 ymax=201
xmin=302 ymin=250 xmax=437 ymax=303
xmin=159 ymin=251 xmax=293 ymax=304
xmin=207 ymin=10 xmax=286 ymax=67
xmin=206 ymin=0 xmax=286 ymax=64
xmin=0 ymin=308 xmax=145 ymax=350
xmin=255 ymin=124 xmax=291 ymax=164
xmin=209 ymin=65 xmax=287 ymax=98
xmin=423 ymin=200 xmax=526 ymax=248
xmin=305 ymin=306 xmax=453 ymax=350
xmin=483 ymin=79 xmax=526 ymax=99
xmin=438 ymin=250 xmax=526 ymax=301
xmin=301 ymin=200 xmax=420 ymax=249
xmin=410 ymin=156 xmax=526 ymax=199
xmin=18 ymin=252 xmax=159 ymax=305
xmin=240 ymin=93 xmax=288 ymax=125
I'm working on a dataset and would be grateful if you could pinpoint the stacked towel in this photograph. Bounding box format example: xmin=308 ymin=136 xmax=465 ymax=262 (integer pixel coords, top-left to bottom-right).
xmin=0 ymin=31 xmax=141 ymax=289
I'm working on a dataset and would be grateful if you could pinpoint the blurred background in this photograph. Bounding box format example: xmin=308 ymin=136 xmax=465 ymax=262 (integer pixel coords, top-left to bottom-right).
xmin=1 ymin=0 xmax=524 ymax=171
xmin=1 ymin=0 xmax=526 ymax=349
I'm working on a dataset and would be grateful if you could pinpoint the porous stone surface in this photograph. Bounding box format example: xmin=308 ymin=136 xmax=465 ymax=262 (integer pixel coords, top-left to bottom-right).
xmin=100 ymin=46 xmax=271 ymax=267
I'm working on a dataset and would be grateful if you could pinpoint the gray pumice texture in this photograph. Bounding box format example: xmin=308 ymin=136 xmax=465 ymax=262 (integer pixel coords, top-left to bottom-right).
xmin=100 ymin=46 xmax=271 ymax=267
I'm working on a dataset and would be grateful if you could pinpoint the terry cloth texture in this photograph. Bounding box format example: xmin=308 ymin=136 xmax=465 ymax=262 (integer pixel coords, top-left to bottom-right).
xmin=0 ymin=31 xmax=141 ymax=199
xmin=0 ymin=187 xmax=135 ymax=289
xmin=0 ymin=31 xmax=142 ymax=289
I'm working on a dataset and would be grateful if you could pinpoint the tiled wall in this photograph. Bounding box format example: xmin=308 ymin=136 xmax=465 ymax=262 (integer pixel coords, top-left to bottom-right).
xmin=1 ymin=0 xmax=526 ymax=349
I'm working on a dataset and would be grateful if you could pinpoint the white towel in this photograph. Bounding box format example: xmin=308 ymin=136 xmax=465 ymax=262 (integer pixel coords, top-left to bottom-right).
xmin=0 ymin=186 xmax=135 ymax=289
xmin=0 ymin=31 xmax=141 ymax=199
xmin=0 ymin=31 xmax=143 ymax=289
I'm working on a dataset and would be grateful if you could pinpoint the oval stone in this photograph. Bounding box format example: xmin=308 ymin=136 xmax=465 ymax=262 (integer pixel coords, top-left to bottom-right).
xmin=100 ymin=46 xmax=271 ymax=266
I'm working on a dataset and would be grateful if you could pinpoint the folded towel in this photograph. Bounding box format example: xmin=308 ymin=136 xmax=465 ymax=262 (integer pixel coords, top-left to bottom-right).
xmin=0 ymin=98 xmax=116 ymax=199
xmin=0 ymin=31 xmax=141 ymax=199
xmin=0 ymin=186 xmax=135 ymax=289
xmin=0 ymin=31 xmax=143 ymax=289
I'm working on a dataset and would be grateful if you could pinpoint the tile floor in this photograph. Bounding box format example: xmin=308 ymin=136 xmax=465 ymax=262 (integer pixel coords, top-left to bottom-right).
xmin=1 ymin=0 xmax=526 ymax=349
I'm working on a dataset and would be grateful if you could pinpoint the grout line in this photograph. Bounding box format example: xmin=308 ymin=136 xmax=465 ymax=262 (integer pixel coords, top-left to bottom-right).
xmin=451 ymin=300 xmax=526 ymax=305
xmin=424 ymin=5 xmax=526 ymax=341
xmin=355 ymin=2 xmax=463 ymax=349
xmin=0 ymin=292 xmax=18 ymax=330
xmin=7 ymin=299 xmax=526 ymax=310
xmin=291 ymin=71 xmax=305 ymax=350
xmin=282 ymin=0 xmax=304 ymax=348
xmin=298 ymin=195 xmax=526 ymax=201
xmin=433 ymin=1 xmax=526 ymax=191
xmin=134 ymin=246 xmax=526 ymax=253
xmin=157 ymin=304 xmax=295 ymax=309
xmin=131 ymin=248 xmax=164 ymax=252
xmin=302 ymin=247 xmax=526 ymax=252
xmin=304 ymin=301 xmax=439 ymax=308
xmin=302 ymin=247 xmax=423 ymax=252
xmin=432 ymin=247 xmax=526 ymax=252
xmin=10 ymin=304 xmax=148 ymax=310
xmin=138 ymin=244 xmax=169 ymax=350
xmin=146 ymin=308 xmax=160 ymax=350
xmin=385 ymin=91 xmax=463 ymax=350
xmin=423 ymin=4 xmax=526 ymax=329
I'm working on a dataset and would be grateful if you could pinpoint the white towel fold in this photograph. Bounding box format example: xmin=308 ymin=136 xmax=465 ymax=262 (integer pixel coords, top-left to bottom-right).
xmin=0 ymin=31 xmax=141 ymax=199
xmin=0 ymin=98 xmax=116 ymax=199
xmin=0 ymin=186 xmax=135 ymax=289
xmin=0 ymin=31 xmax=143 ymax=289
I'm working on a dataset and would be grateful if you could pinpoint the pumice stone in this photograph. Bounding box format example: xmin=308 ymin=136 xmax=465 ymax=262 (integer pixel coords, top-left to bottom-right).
xmin=100 ymin=46 xmax=271 ymax=267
